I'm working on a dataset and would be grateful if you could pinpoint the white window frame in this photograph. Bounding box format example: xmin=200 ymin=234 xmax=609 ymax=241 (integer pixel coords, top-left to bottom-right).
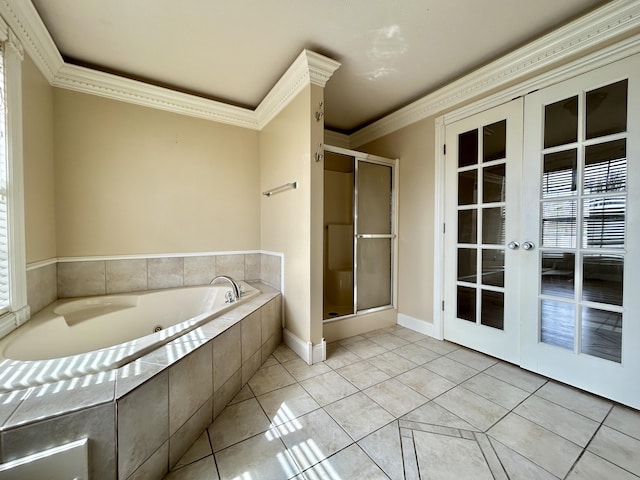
xmin=0 ymin=19 xmax=29 ymax=338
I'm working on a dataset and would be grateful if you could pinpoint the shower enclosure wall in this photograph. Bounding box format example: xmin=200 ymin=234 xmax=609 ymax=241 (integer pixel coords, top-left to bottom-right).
xmin=323 ymin=145 xmax=397 ymax=321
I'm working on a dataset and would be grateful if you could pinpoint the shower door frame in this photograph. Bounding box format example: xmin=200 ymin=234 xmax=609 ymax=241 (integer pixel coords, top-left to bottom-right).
xmin=323 ymin=145 xmax=399 ymax=322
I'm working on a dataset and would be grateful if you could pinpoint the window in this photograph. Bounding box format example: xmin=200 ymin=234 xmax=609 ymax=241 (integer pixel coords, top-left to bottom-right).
xmin=0 ymin=21 xmax=29 ymax=338
xmin=0 ymin=48 xmax=9 ymax=313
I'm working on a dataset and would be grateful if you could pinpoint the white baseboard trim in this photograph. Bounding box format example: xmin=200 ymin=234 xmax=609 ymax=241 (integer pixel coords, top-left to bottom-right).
xmin=397 ymin=313 xmax=437 ymax=339
xmin=283 ymin=328 xmax=326 ymax=365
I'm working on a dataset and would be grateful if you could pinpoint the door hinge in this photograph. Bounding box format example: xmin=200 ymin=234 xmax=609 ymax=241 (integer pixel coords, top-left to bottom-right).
xmin=442 ymin=300 xmax=445 ymax=311
xmin=443 ymin=144 xmax=446 ymax=155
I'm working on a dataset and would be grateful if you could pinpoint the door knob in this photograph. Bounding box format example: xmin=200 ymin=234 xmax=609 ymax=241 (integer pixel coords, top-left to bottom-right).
xmin=522 ymin=241 xmax=535 ymax=250
xmin=507 ymin=241 xmax=520 ymax=250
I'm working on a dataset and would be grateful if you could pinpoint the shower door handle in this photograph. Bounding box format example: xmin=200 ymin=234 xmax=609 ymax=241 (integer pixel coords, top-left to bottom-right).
xmin=356 ymin=234 xmax=396 ymax=239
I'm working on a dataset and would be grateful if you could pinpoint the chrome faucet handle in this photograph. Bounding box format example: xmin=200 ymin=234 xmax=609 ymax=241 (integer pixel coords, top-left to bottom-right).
xmin=224 ymin=290 xmax=236 ymax=303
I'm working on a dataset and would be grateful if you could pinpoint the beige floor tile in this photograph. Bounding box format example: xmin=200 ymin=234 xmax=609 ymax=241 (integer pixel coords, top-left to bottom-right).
xmin=208 ymin=397 xmax=271 ymax=452
xmin=434 ymin=386 xmax=508 ymax=431
xmin=324 ymin=392 xmax=395 ymax=441
xmin=247 ymin=363 xmax=297 ymax=396
xmin=272 ymin=344 xmax=300 ymax=363
xmin=604 ymin=405 xmax=640 ymax=441
xmin=402 ymin=401 xmax=478 ymax=431
xmin=416 ymin=337 xmax=460 ymax=355
xmin=215 ymin=432 xmax=301 ymax=480
xmin=173 ymin=431 xmax=212 ymax=469
xmin=536 ymin=381 xmax=612 ymax=422
xmin=227 ymin=384 xmax=253 ymax=405
xmin=342 ymin=339 xmax=389 ymax=359
xmin=336 ymin=360 xmax=390 ymax=390
xmin=297 ymin=443 xmax=388 ymax=479
xmin=488 ymin=413 xmax=583 ymax=478
xmin=282 ymin=358 xmax=332 ymax=382
xmin=587 ymin=425 xmax=640 ymax=476
xmin=164 ymin=455 xmax=219 ymax=480
xmin=567 ymin=451 xmax=639 ymax=480
xmin=358 ymin=421 xmax=404 ymax=480
xmin=257 ymin=383 xmax=320 ymax=426
xmin=323 ymin=343 xmax=361 ymax=369
xmin=367 ymin=351 xmax=417 ymax=376
xmin=392 ymin=343 xmax=440 ymax=365
xmin=446 ymin=348 xmax=498 ymax=370
xmin=390 ymin=328 xmax=428 ymax=343
xmin=364 ymin=378 xmax=428 ymax=418
xmin=424 ymin=356 xmax=479 ymax=384
xmin=337 ymin=334 xmax=366 ymax=346
xmin=167 ymin=329 xmax=638 ymax=480
xmin=261 ymin=356 xmax=279 ymax=368
xmin=369 ymin=333 xmax=410 ymax=350
xmin=462 ymin=373 xmax=530 ymax=410
xmin=515 ymin=395 xmax=599 ymax=447
xmin=275 ymin=409 xmax=352 ymax=471
xmin=300 ymin=370 xmax=358 ymax=406
xmin=396 ymin=367 xmax=457 ymax=399
xmin=413 ymin=430 xmax=494 ymax=479
xmin=484 ymin=362 xmax=547 ymax=393
xmin=489 ymin=437 xmax=558 ymax=480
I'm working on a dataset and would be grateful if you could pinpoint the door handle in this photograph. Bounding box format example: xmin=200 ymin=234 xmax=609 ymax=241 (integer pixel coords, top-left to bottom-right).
xmin=507 ymin=241 xmax=520 ymax=250
xmin=522 ymin=241 xmax=535 ymax=250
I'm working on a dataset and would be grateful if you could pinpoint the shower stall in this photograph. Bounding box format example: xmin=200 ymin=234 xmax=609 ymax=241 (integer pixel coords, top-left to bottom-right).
xmin=323 ymin=145 xmax=397 ymax=321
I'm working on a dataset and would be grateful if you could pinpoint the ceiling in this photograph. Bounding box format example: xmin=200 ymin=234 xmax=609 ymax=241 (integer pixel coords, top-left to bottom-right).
xmin=31 ymin=0 xmax=610 ymax=133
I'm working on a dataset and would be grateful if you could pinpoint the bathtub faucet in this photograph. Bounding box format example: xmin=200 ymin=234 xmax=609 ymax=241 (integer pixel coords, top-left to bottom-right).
xmin=210 ymin=275 xmax=242 ymax=302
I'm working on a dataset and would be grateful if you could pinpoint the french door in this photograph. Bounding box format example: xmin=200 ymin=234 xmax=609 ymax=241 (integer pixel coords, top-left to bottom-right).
xmin=444 ymin=54 xmax=640 ymax=408
xmin=520 ymin=54 xmax=640 ymax=408
xmin=444 ymin=99 xmax=523 ymax=364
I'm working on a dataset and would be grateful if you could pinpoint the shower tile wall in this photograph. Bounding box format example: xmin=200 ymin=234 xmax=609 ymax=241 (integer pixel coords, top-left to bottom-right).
xmin=24 ymin=253 xmax=282 ymax=305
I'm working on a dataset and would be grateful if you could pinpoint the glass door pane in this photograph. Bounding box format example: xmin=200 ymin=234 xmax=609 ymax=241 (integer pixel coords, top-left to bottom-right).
xmin=537 ymin=80 xmax=629 ymax=362
xmin=357 ymin=238 xmax=392 ymax=310
xmin=355 ymin=161 xmax=394 ymax=312
xmin=454 ymin=120 xmax=508 ymax=332
xmin=357 ymin=162 xmax=392 ymax=234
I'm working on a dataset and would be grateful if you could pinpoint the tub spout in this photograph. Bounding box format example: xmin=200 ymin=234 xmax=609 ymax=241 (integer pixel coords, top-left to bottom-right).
xmin=210 ymin=275 xmax=242 ymax=302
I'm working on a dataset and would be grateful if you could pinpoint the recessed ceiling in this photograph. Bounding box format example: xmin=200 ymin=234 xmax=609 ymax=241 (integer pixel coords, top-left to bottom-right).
xmin=31 ymin=0 xmax=611 ymax=133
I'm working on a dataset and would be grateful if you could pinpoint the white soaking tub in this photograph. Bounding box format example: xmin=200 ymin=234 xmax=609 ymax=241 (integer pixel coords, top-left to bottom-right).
xmin=0 ymin=282 xmax=259 ymax=392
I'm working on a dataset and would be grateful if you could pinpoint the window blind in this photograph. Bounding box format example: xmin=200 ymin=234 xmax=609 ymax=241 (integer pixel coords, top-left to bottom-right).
xmin=0 ymin=47 xmax=9 ymax=312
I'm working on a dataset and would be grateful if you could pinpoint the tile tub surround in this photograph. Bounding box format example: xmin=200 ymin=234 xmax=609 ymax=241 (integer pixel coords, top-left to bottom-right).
xmin=0 ymin=284 xmax=282 ymax=480
xmin=34 ymin=251 xmax=282 ymax=299
xmin=165 ymin=325 xmax=640 ymax=480
xmin=25 ymin=261 xmax=57 ymax=315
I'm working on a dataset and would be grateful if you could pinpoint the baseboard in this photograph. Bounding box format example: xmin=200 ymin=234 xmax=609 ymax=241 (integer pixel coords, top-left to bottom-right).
xmin=397 ymin=313 xmax=437 ymax=339
xmin=283 ymin=328 xmax=326 ymax=365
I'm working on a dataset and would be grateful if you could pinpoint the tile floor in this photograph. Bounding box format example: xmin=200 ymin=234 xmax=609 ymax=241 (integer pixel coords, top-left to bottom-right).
xmin=164 ymin=325 xmax=640 ymax=479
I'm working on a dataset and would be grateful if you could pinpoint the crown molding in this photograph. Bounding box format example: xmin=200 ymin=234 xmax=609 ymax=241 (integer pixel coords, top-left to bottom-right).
xmin=350 ymin=0 xmax=640 ymax=147
xmin=53 ymin=63 xmax=260 ymax=129
xmin=0 ymin=0 xmax=62 ymax=81
xmin=256 ymin=49 xmax=340 ymax=129
xmin=324 ymin=130 xmax=350 ymax=149
xmin=0 ymin=2 xmax=341 ymax=131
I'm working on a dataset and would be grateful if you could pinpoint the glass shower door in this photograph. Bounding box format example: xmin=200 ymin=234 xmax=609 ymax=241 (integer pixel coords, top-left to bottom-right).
xmin=355 ymin=160 xmax=394 ymax=312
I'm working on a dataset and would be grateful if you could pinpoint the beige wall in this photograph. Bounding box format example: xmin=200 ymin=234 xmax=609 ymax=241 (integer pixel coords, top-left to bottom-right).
xmin=53 ymin=89 xmax=260 ymax=257
xmin=260 ymin=84 xmax=324 ymax=345
xmin=360 ymin=117 xmax=436 ymax=327
xmin=23 ymin=54 xmax=56 ymax=264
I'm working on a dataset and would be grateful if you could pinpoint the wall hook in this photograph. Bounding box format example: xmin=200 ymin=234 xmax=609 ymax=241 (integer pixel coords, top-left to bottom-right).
xmin=314 ymin=143 xmax=324 ymax=162
xmin=315 ymin=101 xmax=324 ymax=122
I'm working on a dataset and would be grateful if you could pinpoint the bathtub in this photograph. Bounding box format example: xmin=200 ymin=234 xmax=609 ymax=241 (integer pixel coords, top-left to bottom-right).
xmin=0 ymin=282 xmax=259 ymax=392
